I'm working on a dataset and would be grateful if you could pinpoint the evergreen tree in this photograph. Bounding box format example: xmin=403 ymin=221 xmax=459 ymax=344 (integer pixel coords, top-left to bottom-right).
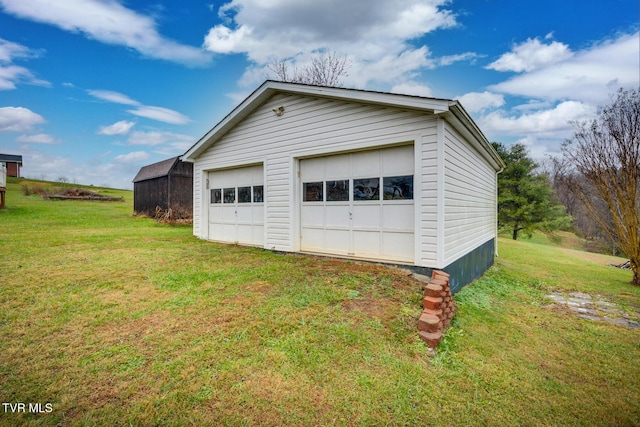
xmin=493 ymin=142 xmax=571 ymax=240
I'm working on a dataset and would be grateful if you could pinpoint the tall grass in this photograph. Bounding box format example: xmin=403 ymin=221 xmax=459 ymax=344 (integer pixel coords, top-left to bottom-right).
xmin=0 ymin=177 xmax=638 ymax=426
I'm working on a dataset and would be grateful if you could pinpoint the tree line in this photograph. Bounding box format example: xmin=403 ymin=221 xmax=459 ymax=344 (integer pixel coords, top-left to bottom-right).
xmin=496 ymin=88 xmax=639 ymax=287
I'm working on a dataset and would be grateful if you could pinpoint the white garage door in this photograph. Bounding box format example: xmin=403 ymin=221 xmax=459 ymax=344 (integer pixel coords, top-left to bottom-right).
xmin=208 ymin=165 xmax=264 ymax=246
xmin=300 ymin=145 xmax=414 ymax=263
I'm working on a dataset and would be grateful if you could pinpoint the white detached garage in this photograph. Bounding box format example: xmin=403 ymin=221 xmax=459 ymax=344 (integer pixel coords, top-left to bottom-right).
xmin=182 ymin=81 xmax=504 ymax=292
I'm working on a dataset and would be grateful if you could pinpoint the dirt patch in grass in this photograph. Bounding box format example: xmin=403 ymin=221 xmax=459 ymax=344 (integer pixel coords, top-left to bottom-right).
xmin=248 ymin=372 xmax=334 ymax=424
xmin=21 ymin=183 xmax=124 ymax=201
xmin=341 ymin=297 xmax=398 ymax=322
xmin=44 ymin=188 xmax=124 ymax=201
xmin=245 ymin=280 xmax=274 ymax=294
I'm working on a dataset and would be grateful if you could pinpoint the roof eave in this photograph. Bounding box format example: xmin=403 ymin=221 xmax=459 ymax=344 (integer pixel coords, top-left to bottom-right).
xmin=440 ymin=101 xmax=505 ymax=171
xmin=181 ymin=81 xmax=453 ymax=163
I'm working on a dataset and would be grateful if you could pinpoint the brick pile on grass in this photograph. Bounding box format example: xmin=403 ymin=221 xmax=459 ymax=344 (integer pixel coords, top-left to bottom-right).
xmin=417 ymin=270 xmax=456 ymax=348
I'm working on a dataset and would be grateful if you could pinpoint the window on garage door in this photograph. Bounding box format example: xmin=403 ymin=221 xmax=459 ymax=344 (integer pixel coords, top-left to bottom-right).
xmin=301 ymin=176 xmax=413 ymax=202
xmin=327 ymin=180 xmax=349 ymax=201
xmin=210 ymin=185 xmax=264 ymax=204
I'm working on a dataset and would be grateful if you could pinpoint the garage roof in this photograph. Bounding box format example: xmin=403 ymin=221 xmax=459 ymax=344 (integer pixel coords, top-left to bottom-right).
xmin=182 ymin=81 xmax=504 ymax=170
xmin=132 ymin=156 xmax=179 ymax=183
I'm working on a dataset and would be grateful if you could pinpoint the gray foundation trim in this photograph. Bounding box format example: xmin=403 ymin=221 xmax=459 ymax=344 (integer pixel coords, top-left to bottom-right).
xmin=443 ymin=238 xmax=495 ymax=294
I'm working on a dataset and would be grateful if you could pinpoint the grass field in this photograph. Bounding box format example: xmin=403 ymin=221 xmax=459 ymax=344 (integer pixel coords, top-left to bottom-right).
xmin=1 ymin=177 xmax=639 ymax=426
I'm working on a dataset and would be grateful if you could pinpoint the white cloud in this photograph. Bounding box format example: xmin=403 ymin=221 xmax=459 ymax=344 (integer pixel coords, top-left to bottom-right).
xmin=19 ymin=149 xmax=78 ymax=182
xmin=203 ymin=24 xmax=252 ymax=54
xmin=438 ymin=52 xmax=483 ymax=67
xmin=487 ymin=37 xmax=573 ymax=72
xmin=0 ymin=65 xmax=36 ymax=90
xmin=489 ymin=31 xmax=639 ymax=104
xmin=204 ymin=0 xmax=458 ymax=88
xmin=88 ymin=89 xmax=141 ymax=106
xmin=16 ymin=133 xmax=56 ymax=144
xmin=85 ymin=159 xmax=141 ymax=189
xmin=456 ymin=91 xmax=505 ymax=114
xmin=512 ymin=100 xmax=554 ymax=112
xmin=470 ymin=30 xmax=640 ymax=162
xmin=127 ymin=106 xmax=191 ymax=125
xmin=390 ymin=82 xmax=434 ymax=97
xmin=479 ymin=100 xmax=595 ymax=138
xmin=87 ymin=89 xmax=191 ymax=125
xmin=512 ymin=135 xmax=556 ymax=159
xmin=473 ymin=100 xmax=597 ymax=156
xmin=346 ymin=47 xmax=433 ymax=88
xmin=0 ymin=38 xmax=50 ymax=90
xmin=225 ymin=89 xmax=254 ymax=105
xmin=0 ymin=37 xmax=35 ymax=62
xmin=114 ymin=151 xmax=149 ymax=163
xmin=98 ymin=120 xmax=136 ymax=136
xmin=0 ymin=0 xmax=210 ymax=65
xmin=127 ymin=131 xmax=194 ymax=154
xmin=0 ymin=106 xmax=45 ymax=132
xmin=18 ymin=147 xmax=142 ymax=189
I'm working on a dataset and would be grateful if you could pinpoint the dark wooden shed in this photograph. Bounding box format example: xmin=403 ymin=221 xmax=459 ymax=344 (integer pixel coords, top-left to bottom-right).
xmin=133 ymin=156 xmax=193 ymax=218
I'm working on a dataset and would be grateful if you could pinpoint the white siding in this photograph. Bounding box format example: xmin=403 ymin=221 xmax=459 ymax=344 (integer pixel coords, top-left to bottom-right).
xmin=417 ymin=124 xmax=439 ymax=267
xmin=192 ymin=91 xmax=497 ymax=270
xmin=443 ymin=123 xmax=496 ymax=265
xmin=265 ymin=155 xmax=291 ymax=250
xmin=194 ymin=93 xmax=434 ymax=255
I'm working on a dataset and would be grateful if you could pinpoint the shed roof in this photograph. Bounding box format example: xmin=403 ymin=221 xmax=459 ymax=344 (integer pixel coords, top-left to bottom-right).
xmin=132 ymin=156 xmax=179 ymax=183
xmin=181 ymin=80 xmax=504 ymax=170
xmin=0 ymin=154 xmax=23 ymax=164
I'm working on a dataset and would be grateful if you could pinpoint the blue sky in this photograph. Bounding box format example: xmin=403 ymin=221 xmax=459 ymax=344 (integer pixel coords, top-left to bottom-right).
xmin=0 ymin=0 xmax=638 ymax=189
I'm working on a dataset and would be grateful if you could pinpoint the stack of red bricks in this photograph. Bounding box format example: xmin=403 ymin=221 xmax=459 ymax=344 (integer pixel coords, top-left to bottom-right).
xmin=418 ymin=270 xmax=456 ymax=348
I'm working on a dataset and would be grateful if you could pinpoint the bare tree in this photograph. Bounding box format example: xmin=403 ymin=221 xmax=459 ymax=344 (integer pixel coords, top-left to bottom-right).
xmin=267 ymin=51 xmax=351 ymax=87
xmin=561 ymin=88 xmax=640 ymax=286
xmin=546 ymin=156 xmax=621 ymax=254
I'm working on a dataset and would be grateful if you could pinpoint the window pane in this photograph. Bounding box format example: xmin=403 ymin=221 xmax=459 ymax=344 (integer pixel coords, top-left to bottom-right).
xmin=223 ymin=188 xmax=235 ymax=204
xmin=211 ymin=188 xmax=222 ymax=204
xmin=383 ymin=175 xmax=413 ymax=200
xmin=353 ymin=178 xmax=379 ymax=201
xmin=238 ymin=186 xmax=251 ymax=203
xmin=326 ymin=180 xmax=349 ymax=201
xmin=303 ymin=182 xmax=323 ymax=202
xmin=253 ymin=185 xmax=264 ymax=203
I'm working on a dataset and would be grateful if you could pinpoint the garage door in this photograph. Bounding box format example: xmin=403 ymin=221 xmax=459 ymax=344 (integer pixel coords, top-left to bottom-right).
xmin=300 ymin=145 xmax=414 ymax=263
xmin=208 ymin=165 xmax=264 ymax=246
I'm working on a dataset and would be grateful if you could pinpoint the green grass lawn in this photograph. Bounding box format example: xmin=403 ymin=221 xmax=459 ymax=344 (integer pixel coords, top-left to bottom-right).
xmin=1 ymin=177 xmax=639 ymax=426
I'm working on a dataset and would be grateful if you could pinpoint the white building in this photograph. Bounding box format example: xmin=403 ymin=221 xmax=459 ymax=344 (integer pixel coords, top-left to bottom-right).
xmin=0 ymin=163 xmax=6 ymax=189
xmin=182 ymin=81 xmax=504 ymax=291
